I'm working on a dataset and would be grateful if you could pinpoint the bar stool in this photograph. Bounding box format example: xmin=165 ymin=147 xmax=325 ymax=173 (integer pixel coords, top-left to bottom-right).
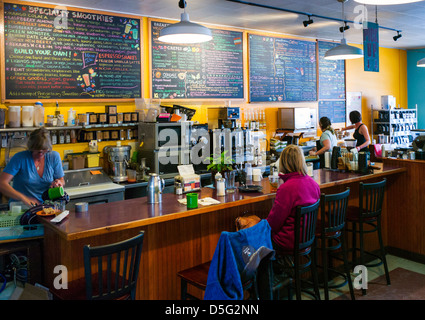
xmin=177 ymin=220 xmax=275 ymax=300
xmin=51 ymin=231 xmax=145 ymax=300
xmin=346 ymin=179 xmax=390 ymax=296
xmin=315 ymin=188 xmax=355 ymax=300
xmin=272 ymin=199 xmax=321 ymax=300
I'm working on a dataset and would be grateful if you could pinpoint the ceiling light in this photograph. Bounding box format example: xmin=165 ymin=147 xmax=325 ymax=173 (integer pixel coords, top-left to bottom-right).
xmin=417 ymin=57 xmax=425 ymax=67
xmin=393 ymin=31 xmax=402 ymax=41
xmin=354 ymin=0 xmax=424 ymax=4
xmin=303 ymin=16 xmax=314 ymax=27
xmin=325 ymin=0 xmax=363 ymax=60
xmin=324 ymin=39 xmax=364 ymax=60
xmin=158 ymin=0 xmax=212 ymax=44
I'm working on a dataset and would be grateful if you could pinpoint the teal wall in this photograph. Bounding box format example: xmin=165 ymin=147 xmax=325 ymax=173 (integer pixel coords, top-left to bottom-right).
xmin=407 ymin=48 xmax=425 ymax=130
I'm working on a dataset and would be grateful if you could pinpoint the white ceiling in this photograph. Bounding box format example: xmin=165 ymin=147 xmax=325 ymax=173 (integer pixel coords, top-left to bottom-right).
xmin=25 ymin=0 xmax=425 ymax=49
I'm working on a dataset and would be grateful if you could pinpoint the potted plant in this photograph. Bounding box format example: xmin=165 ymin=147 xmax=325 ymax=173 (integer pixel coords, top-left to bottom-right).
xmin=207 ymin=150 xmax=235 ymax=187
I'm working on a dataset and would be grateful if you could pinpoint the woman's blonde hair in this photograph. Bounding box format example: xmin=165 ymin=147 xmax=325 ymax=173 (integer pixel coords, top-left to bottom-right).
xmin=27 ymin=127 xmax=52 ymax=152
xmin=279 ymin=144 xmax=307 ymax=175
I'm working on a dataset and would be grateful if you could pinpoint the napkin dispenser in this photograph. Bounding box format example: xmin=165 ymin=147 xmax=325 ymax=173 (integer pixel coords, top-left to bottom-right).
xmin=174 ymin=165 xmax=201 ymax=193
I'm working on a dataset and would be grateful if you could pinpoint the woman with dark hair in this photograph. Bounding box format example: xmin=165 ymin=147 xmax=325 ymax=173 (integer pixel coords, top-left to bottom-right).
xmin=0 ymin=127 xmax=64 ymax=207
xmin=309 ymin=116 xmax=337 ymax=157
xmin=339 ymin=111 xmax=371 ymax=153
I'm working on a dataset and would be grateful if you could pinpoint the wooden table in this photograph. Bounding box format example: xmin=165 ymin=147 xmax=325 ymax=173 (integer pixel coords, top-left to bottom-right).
xmin=40 ymin=164 xmax=405 ymax=299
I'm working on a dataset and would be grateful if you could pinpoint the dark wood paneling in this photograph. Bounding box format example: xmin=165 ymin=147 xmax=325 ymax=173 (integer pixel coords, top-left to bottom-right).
xmin=41 ymin=165 xmax=405 ymax=299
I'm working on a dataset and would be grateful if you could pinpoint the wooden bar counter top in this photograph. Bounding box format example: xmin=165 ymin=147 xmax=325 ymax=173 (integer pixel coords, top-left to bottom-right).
xmin=41 ymin=163 xmax=405 ymax=299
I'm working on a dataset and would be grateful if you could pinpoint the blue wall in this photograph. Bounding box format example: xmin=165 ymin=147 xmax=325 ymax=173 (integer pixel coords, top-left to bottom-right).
xmin=407 ymin=48 xmax=425 ymax=130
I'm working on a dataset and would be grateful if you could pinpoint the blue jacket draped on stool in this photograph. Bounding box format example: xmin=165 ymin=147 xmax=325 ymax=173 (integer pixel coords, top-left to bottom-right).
xmin=204 ymin=219 xmax=274 ymax=300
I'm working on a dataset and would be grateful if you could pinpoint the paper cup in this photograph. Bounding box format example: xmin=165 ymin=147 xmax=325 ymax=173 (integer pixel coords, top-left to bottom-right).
xmin=48 ymin=186 xmax=64 ymax=200
xmin=186 ymin=193 xmax=198 ymax=209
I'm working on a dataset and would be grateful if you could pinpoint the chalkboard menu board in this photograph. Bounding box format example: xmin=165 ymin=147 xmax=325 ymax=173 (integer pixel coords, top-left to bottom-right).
xmin=248 ymin=34 xmax=317 ymax=102
xmin=319 ymin=100 xmax=346 ymax=124
xmin=318 ymin=41 xmax=346 ymax=100
xmin=2 ymin=2 xmax=142 ymax=100
xmin=150 ymin=20 xmax=244 ymax=99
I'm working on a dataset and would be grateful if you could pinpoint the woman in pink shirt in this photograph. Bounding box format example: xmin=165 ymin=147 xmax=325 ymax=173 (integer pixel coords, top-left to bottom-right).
xmin=266 ymin=145 xmax=320 ymax=253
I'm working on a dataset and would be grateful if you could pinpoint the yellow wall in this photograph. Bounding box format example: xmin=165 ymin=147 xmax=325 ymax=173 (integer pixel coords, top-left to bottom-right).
xmin=345 ymin=45 xmax=408 ymax=134
xmin=0 ymin=15 xmax=408 ymax=165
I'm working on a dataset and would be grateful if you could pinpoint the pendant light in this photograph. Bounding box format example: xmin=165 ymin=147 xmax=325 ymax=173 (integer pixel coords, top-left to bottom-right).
xmin=324 ymin=0 xmax=364 ymax=60
xmin=158 ymin=0 xmax=212 ymax=44
xmin=417 ymin=57 xmax=425 ymax=67
xmin=354 ymin=0 xmax=424 ymax=5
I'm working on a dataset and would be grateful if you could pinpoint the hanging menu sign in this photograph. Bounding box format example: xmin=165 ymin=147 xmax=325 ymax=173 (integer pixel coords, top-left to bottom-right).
xmin=318 ymin=41 xmax=346 ymax=100
xmin=248 ymin=34 xmax=317 ymax=102
xmin=150 ymin=19 xmax=244 ymax=99
xmin=2 ymin=2 xmax=142 ymax=100
xmin=363 ymin=22 xmax=379 ymax=72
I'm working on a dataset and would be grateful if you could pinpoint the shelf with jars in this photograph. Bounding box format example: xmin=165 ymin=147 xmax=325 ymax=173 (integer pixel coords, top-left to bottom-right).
xmin=0 ymin=124 xmax=139 ymax=147
xmin=371 ymin=106 xmax=417 ymax=147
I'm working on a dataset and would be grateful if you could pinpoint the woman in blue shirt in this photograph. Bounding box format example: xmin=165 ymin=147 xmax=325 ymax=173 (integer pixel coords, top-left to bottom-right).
xmin=0 ymin=127 xmax=65 ymax=207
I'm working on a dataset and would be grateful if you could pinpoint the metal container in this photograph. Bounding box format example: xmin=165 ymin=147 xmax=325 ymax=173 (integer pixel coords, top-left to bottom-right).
xmin=147 ymin=173 xmax=165 ymax=204
xmin=103 ymin=144 xmax=132 ymax=182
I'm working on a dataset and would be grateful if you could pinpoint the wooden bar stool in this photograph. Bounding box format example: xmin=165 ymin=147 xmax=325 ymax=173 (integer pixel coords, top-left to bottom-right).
xmin=346 ymin=179 xmax=390 ymax=296
xmin=272 ymin=199 xmax=321 ymax=300
xmin=177 ymin=220 xmax=274 ymax=300
xmin=315 ymin=188 xmax=355 ymax=300
xmin=52 ymin=231 xmax=145 ymax=300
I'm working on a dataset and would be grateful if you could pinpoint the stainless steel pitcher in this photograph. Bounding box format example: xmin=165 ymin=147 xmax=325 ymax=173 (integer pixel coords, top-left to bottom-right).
xmin=147 ymin=173 xmax=165 ymax=204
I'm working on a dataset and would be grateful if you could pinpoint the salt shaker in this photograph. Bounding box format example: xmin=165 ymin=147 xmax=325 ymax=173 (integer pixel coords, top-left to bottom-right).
xmin=216 ymin=178 xmax=225 ymax=196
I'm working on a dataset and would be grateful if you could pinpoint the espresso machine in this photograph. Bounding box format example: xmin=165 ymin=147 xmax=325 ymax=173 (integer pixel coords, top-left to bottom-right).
xmin=103 ymin=143 xmax=132 ymax=182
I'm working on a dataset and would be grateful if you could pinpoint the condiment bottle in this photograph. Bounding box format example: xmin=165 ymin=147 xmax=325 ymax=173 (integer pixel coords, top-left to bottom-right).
xmin=55 ymin=101 xmax=60 ymax=117
xmin=216 ymin=178 xmax=225 ymax=196
xmin=51 ymin=131 xmax=57 ymax=145
xmin=59 ymin=131 xmax=65 ymax=144
xmin=175 ymin=182 xmax=183 ymax=195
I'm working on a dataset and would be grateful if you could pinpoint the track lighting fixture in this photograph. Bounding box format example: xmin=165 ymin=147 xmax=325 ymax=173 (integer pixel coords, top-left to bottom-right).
xmin=393 ymin=31 xmax=402 ymax=41
xmin=303 ymin=16 xmax=314 ymax=27
xmin=339 ymin=21 xmax=350 ymax=33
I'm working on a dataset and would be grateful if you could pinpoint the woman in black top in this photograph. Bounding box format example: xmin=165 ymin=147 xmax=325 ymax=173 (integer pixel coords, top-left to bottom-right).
xmin=339 ymin=111 xmax=371 ymax=153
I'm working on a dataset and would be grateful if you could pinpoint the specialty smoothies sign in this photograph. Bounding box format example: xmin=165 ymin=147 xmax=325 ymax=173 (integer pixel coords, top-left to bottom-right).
xmin=151 ymin=20 xmax=244 ymax=100
xmin=2 ymin=2 xmax=142 ymax=100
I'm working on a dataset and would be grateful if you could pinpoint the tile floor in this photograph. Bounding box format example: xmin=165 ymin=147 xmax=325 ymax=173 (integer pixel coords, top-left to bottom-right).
xmin=301 ymin=254 xmax=425 ymax=300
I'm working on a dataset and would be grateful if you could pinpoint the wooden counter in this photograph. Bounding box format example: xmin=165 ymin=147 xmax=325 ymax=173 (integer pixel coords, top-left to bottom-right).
xmin=41 ymin=164 xmax=405 ymax=299
xmin=382 ymin=158 xmax=425 ymax=259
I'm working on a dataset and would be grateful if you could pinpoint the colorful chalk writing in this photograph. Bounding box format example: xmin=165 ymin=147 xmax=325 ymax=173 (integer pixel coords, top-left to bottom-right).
xmin=151 ymin=20 xmax=244 ymax=99
xmin=3 ymin=2 xmax=141 ymax=100
xmin=248 ymin=34 xmax=317 ymax=102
